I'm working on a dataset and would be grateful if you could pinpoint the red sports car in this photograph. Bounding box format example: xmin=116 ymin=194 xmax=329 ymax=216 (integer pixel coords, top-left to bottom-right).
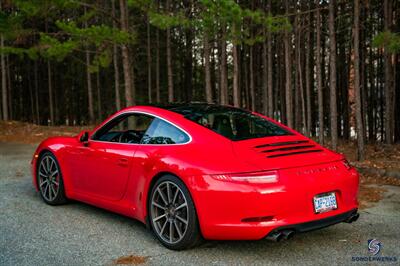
xmin=31 ymin=104 xmax=359 ymax=250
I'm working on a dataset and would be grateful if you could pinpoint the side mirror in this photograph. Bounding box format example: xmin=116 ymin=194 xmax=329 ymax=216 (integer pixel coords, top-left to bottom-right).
xmin=79 ymin=131 xmax=89 ymax=146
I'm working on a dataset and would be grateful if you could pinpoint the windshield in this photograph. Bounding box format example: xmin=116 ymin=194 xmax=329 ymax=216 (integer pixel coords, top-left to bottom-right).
xmin=167 ymin=104 xmax=292 ymax=141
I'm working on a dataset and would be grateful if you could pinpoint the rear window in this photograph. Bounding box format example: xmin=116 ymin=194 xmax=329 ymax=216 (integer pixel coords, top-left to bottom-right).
xmin=168 ymin=105 xmax=291 ymax=141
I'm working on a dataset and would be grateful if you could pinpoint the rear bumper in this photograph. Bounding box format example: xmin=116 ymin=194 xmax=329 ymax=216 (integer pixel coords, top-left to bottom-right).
xmin=266 ymin=208 xmax=359 ymax=237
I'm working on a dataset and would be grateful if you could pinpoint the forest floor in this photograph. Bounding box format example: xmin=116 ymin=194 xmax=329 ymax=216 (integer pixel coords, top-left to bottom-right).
xmin=0 ymin=120 xmax=399 ymax=212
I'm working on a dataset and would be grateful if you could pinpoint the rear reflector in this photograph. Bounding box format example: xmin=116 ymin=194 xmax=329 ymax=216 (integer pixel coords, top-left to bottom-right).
xmin=242 ymin=216 xmax=274 ymax=223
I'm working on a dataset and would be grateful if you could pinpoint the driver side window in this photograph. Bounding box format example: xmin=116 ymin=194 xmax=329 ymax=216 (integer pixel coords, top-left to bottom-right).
xmin=92 ymin=113 xmax=154 ymax=144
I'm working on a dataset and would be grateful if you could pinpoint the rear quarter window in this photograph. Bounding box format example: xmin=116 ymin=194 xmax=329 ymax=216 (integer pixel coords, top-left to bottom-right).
xmin=141 ymin=118 xmax=190 ymax=144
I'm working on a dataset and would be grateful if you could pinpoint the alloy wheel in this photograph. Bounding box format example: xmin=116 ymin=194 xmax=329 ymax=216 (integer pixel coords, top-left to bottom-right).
xmin=150 ymin=181 xmax=189 ymax=244
xmin=38 ymin=155 xmax=60 ymax=202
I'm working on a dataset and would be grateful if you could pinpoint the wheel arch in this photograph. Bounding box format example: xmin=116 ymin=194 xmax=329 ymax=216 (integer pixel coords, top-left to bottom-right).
xmin=33 ymin=149 xmax=53 ymax=187
xmin=34 ymin=148 xmax=71 ymax=197
xmin=143 ymin=171 xmax=202 ymax=237
xmin=144 ymin=171 xmax=177 ymax=229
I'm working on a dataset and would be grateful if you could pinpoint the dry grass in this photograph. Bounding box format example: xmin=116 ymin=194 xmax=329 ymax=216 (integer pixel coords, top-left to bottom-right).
xmin=358 ymin=182 xmax=387 ymax=209
xmin=357 ymin=172 xmax=400 ymax=209
xmin=0 ymin=121 xmax=92 ymax=144
xmin=336 ymin=141 xmax=400 ymax=171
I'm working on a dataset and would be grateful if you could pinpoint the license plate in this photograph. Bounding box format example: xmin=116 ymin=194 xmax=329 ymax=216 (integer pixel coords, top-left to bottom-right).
xmin=313 ymin=192 xmax=337 ymax=213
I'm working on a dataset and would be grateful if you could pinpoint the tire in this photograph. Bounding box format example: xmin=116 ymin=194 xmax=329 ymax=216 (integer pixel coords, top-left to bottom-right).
xmin=37 ymin=151 xmax=67 ymax=205
xmin=149 ymin=175 xmax=201 ymax=250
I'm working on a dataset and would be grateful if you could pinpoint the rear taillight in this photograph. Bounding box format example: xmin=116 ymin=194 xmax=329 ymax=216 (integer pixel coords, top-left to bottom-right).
xmin=210 ymin=171 xmax=279 ymax=184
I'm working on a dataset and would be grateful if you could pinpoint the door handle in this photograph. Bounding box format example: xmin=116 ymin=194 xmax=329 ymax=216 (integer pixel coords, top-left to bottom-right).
xmin=117 ymin=158 xmax=129 ymax=167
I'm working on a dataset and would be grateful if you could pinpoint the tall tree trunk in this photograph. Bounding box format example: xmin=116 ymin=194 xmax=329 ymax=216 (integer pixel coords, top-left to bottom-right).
xmin=84 ymin=8 xmax=94 ymax=124
xmin=184 ymin=28 xmax=193 ymax=102
xmin=113 ymin=45 xmax=121 ymax=111
xmin=96 ymin=71 xmax=102 ymax=121
xmin=267 ymin=0 xmax=273 ymax=118
xmin=305 ymin=3 xmax=312 ymax=136
xmin=204 ymin=33 xmax=212 ymax=103
xmin=28 ymin=63 xmax=35 ymax=123
xmin=220 ymin=25 xmax=228 ymax=105
xmin=6 ymin=56 xmax=11 ymax=120
xmin=249 ymin=45 xmax=255 ymax=111
xmin=47 ymin=60 xmax=54 ymax=125
xmin=233 ymin=41 xmax=240 ymax=107
xmin=296 ymin=14 xmax=307 ymax=135
xmin=262 ymin=30 xmax=268 ymax=114
xmin=354 ymin=0 xmax=365 ymax=160
xmin=112 ymin=0 xmax=121 ymax=111
xmin=243 ymin=46 xmax=250 ymax=108
xmin=328 ymin=0 xmax=338 ymax=150
xmin=166 ymin=0 xmax=174 ymax=102
xmin=395 ymin=53 xmax=400 ymax=142
xmin=155 ymin=29 xmax=160 ymax=103
xmin=146 ymin=16 xmax=152 ymax=103
xmin=316 ymin=3 xmax=324 ymax=144
xmin=34 ymin=60 xmax=40 ymax=123
xmin=1 ymin=31 xmax=8 ymax=121
xmin=384 ymin=0 xmax=394 ymax=144
xmin=85 ymin=53 xmax=94 ymax=122
xmin=284 ymin=0 xmax=293 ymax=127
xmin=119 ymin=0 xmax=134 ymax=107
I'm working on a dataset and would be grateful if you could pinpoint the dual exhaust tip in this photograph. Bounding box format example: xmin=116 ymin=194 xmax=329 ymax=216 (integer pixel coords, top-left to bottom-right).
xmin=266 ymin=229 xmax=295 ymax=242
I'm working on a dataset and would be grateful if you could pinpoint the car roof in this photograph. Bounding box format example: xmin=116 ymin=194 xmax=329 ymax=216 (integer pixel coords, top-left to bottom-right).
xmin=148 ymin=102 xmax=250 ymax=116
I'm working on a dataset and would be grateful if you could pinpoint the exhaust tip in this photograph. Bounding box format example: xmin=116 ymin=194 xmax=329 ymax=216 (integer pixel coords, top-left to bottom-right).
xmin=266 ymin=230 xmax=295 ymax=242
xmin=266 ymin=231 xmax=283 ymax=242
xmin=281 ymin=230 xmax=295 ymax=240
xmin=345 ymin=213 xmax=360 ymax=223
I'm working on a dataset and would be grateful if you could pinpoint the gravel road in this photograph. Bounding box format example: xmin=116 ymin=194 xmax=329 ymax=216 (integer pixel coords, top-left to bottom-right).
xmin=1 ymin=142 xmax=399 ymax=265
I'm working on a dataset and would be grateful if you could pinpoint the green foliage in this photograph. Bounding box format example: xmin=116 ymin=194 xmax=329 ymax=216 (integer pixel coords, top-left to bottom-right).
xmin=89 ymin=50 xmax=112 ymax=73
xmin=199 ymin=0 xmax=290 ymax=45
xmin=11 ymin=0 xmax=78 ymax=18
xmin=0 ymin=46 xmax=38 ymax=60
xmin=0 ymin=10 xmax=25 ymax=39
xmin=55 ymin=21 xmax=134 ymax=46
xmin=0 ymin=0 xmax=135 ymax=71
xmin=0 ymin=0 xmax=291 ymax=69
xmin=149 ymin=11 xmax=190 ymax=30
xmin=132 ymin=0 xmax=290 ymax=45
xmin=373 ymin=31 xmax=400 ymax=54
xmin=39 ymin=34 xmax=78 ymax=60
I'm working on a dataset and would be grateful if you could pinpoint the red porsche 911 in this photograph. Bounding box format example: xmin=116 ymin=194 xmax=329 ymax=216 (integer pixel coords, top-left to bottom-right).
xmin=31 ymin=103 xmax=359 ymax=250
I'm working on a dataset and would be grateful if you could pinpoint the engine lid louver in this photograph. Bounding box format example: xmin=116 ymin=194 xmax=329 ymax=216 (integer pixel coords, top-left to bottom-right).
xmin=254 ymin=140 xmax=323 ymax=158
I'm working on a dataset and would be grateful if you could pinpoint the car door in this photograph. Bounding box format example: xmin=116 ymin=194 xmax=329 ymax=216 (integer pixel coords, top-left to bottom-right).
xmin=69 ymin=113 xmax=154 ymax=201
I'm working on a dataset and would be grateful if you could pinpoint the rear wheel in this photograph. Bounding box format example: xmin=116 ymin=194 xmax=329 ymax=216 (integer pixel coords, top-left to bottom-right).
xmin=37 ymin=152 xmax=67 ymax=205
xmin=149 ymin=175 xmax=200 ymax=250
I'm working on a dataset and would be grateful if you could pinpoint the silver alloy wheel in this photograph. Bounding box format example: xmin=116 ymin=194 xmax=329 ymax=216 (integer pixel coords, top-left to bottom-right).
xmin=151 ymin=181 xmax=189 ymax=244
xmin=38 ymin=155 xmax=60 ymax=202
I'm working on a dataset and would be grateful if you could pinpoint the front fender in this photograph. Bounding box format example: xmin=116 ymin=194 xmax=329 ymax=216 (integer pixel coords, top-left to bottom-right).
xmin=31 ymin=137 xmax=77 ymax=197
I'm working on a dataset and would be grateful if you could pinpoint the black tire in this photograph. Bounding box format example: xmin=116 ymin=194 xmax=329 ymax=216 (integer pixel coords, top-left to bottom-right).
xmin=37 ymin=151 xmax=67 ymax=205
xmin=149 ymin=175 xmax=201 ymax=250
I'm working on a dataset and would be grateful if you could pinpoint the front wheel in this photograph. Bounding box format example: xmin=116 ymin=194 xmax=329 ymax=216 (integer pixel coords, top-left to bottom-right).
xmin=149 ymin=175 xmax=201 ymax=250
xmin=37 ymin=152 xmax=67 ymax=205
